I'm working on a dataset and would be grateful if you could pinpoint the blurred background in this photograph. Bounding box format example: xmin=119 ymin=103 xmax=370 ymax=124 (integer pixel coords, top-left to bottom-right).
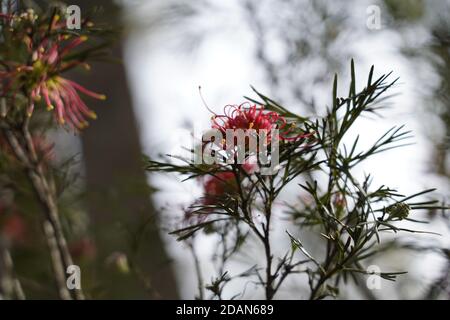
xmin=1 ymin=0 xmax=449 ymax=299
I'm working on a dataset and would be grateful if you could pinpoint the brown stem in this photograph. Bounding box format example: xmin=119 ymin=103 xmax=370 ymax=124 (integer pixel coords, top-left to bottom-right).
xmin=42 ymin=221 xmax=72 ymax=300
xmin=1 ymin=121 xmax=84 ymax=300
xmin=0 ymin=238 xmax=26 ymax=300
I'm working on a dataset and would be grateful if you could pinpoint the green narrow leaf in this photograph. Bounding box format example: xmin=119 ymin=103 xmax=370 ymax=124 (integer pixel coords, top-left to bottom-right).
xmin=401 ymin=188 xmax=437 ymax=203
xmin=350 ymin=59 xmax=356 ymax=105
xmin=332 ymin=73 xmax=338 ymax=110
xmin=367 ymin=65 xmax=374 ymax=87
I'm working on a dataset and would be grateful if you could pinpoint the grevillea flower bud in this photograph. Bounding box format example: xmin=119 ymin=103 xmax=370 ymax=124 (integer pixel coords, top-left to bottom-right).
xmin=386 ymin=202 xmax=410 ymax=220
xmin=106 ymin=252 xmax=130 ymax=274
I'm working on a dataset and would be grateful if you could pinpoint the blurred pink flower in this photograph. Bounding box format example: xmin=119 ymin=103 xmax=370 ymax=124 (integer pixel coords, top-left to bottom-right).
xmin=0 ymin=15 xmax=105 ymax=130
xmin=69 ymin=238 xmax=97 ymax=260
xmin=0 ymin=203 xmax=27 ymax=245
xmin=25 ymin=36 xmax=105 ymax=130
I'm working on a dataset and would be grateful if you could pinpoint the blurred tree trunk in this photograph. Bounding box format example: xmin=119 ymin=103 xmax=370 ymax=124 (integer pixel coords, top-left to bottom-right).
xmin=67 ymin=0 xmax=179 ymax=299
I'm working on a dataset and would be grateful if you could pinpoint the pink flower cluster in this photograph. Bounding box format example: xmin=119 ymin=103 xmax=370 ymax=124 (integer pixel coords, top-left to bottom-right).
xmin=0 ymin=13 xmax=105 ymax=130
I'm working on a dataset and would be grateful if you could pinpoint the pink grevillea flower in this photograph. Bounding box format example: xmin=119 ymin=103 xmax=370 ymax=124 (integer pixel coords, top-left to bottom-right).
xmin=0 ymin=12 xmax=105 ymax=130
xmin=211 ymin=102 xmax=310 ymax=143
xmin=24 ymin=36 xmax=106 ymax=130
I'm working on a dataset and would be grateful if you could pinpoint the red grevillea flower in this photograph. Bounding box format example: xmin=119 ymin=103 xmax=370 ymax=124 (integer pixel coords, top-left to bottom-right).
xmin=202 ymin=164 xmax=255 ymax=205
xmin=185 ymin=163 xmax=256 ymax=222
xmin=203 ymin=171 xmax=237 ymax=202
xmin=184 ymin=171 xmax=236 ymax=223
xmin=211 ymin=102 xmax=310 ymax=143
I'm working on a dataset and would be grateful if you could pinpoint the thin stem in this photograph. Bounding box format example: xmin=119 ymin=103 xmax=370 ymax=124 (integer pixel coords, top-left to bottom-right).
xmin=42 ymin=220 xmax=72 ymax=300
xmin=232 ymin=164 xmax=275 ymax=299
xmin=262 ymin=176 xmax=275 ymax=300
xmin=0 ymin=238 xmax=26 ymax=300
xmin=262 ymin=229 xmax=274 ymax=300
xmin=309 ymin=274 xmax=330 ymax=300
xmin=0 ymin=120 xmax=84 ymax=300
xmin=21 ymin=121 xmax=84 ymax=300
xmin=188 ymin=241 xmax=204 ymax=300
